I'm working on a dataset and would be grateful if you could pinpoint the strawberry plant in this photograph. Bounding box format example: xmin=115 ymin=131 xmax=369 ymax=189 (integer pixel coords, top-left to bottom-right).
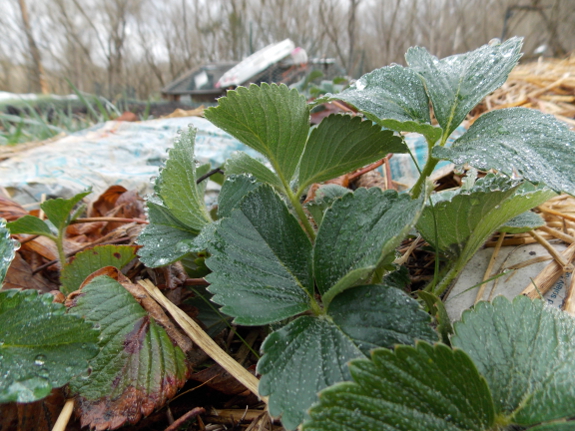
xmin=135 ymin=37 xmax=575 ymax=429
xmin=2 ymin=36 xmax=575 ymax=431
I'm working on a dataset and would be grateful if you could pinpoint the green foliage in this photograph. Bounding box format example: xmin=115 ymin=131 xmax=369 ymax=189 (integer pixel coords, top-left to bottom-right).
xmin=406 ymin=38 xmax=522 ymax=140
xmin=136 ymin=37 xmax=575 ymax=430
xmin=304 ymin=297 xmax=575 ymax=430
xmin=137 ymin=128 xmax=213 ymax=267
xmin=60 ymin=244 xmax=137 ymax=295
xmin=6 ymin=190 xmax=92 ymax=271
xmin=0 ymin=220 xmax=17 ymax=284
xmin=452 ymin=296 xmax=575 ymax=426
xmin=68 ymin=276 xmax=189 ymax=427
xmin=0 ymin=289 xmax=99 ymax=403
xmin=304 ymin=342 xmax=494 ymax=431
xmin=434 ymin=108 xmax=575 ymax=195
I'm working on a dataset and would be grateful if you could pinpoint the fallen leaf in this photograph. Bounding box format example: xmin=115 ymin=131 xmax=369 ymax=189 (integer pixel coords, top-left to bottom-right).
xmin=69 ymin=275 xmax=190 ymax=430
xmin=2 ymin=253 xmax=56 ymax=292
xmin=0 ymin=389 xmax=68 ymax=431
xmin=0 ymin=195 xmax=27 ymax=222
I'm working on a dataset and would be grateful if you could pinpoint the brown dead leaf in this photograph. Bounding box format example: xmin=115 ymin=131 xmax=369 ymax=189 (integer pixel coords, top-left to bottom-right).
xmin=2 ymin=253 xmax=56 ymax=292
xmin=19 ymin=235 xmax=58 ymax=262
xmin=0 ymin=389 xmax=69 ymax=431
xmin=89 ymin=185 xmax=127 ymax=217
xmin=190 ymin=364 xmax=251 ymax=396
xmin=0 ymin=195 xmax=27 ymax=222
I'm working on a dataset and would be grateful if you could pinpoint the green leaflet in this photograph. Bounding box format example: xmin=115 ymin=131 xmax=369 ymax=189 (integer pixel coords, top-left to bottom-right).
xmin=406 ymin=37 xmax=522 ymax=140
xmin=258 ymin=285 xmax=435 ymax=430
xmin=297 ymin=114 xmax=407 ymax=194
xmin=417 ymin=174 xmax=521 ymax=256
xmin=137 ymin=196 xmax=198 ymax=268
xmin=217 ymin=174 xmax=260 ymax=219
xmin=315 ymin=188 xmax=424 ymax=305
xmin=258 ymin=316 xmax=363 ymax=430
xmin=328 ymin=284 xmax=437 ymax=355
xmin=205 ymin=83 xmax=310 ymax=183
xmin=1 ymin=219 xmax=16 ymax=284
xmin=305 ymin=184 xmax=352 ymax=226
xmin=6 ymin=215 xmax=53 ymax=238
xmin=303 ymin=342 xmax=495 ymax=431
xmin=69 ymin=276 xmax=189 ymax=430
xmin=433 ymin=108 xmax=575 ymax=196
xmin=416 ymin=175 xmax=555 ymax=295
xmin=206 ymin=185 xmax=313 ymax=325
xmin=40 ymin=190 xmax=91 ymax=231
xmin=316 ymin=64 xmax=441 ymax=143
xmin=499 ymin=210 xmax=545 ymax=234
xmin=452 ymin=296 xmax=575 ymax=427
xmin=157 ymin=127 xmax=212 ymax=231
xmin=224 ymin=151 xmax=283 ymax=190
xmin=0 ymin=289 xmax=99 ymax=403
xmin=60 ymin=244 xmax=137 ymax=295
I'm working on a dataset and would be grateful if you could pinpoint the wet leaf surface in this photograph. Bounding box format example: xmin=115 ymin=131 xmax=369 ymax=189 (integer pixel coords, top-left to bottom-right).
xmin=0 ymin=289 xmax=98 ymax=403
xmin=434 ymin=108 xmax=575 ymax=195
xmin=68 ymin=275 xmax=189 ymax=431
xmin=314 ymin=188 xmax=424 ymax=303
xmin=60 ymin=244 xmax=137 ymax=294
xmin=303 ymin=342 xmax=494 ymax=431
xmin=205 ymin=83 xmax=309 ymax=182
xmin=156 ymin=127 xmax=212 ymax=231
xmin=316 ymin=64 xmax=441 ymax=143
xmin=206 ymin=185 xmax=313 ymax=325
xmin=406 ymin=38 xmax=522 ymax=139
xmin=1 ymin=219 xmax=16 ymax=284
xmin=224 ymin=152 xmax=283 ymax=190
xmin=40 ymin=190 xmax=91 ymax=231
xmin=452 ymin=296 xmax=575 ymax=426
xmin=137 ymin=196 xmax=197 ymax=268
xmin=298 ymin=114 xmax=406 ymax=192
xmin=217 ymin=174 xmax=260 ymax=219
xmin=258 ymin=283 xmax=435 ymax=430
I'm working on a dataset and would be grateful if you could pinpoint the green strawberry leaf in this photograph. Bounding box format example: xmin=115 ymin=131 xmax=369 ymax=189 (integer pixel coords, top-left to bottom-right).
xmin=40 ymin=190 xmax=91 ymax=231
xmin=205 ymin=83 xmax=310 ymax=183
xmin=417 ymin=174 xmax=521 ymax=256
xmin=297 ymin=114 xmax=407 ymax=194
xmin=69 ymin=276 xmax=189 ymax=430
xmin=258 ymin=316 xmax=363 ymax=431
xmin=433 ymin=108 xmax=575 ymax=195
xmin=315 ymin=188 xmax=424 ymax=305
xmin=316 ymin=64 xmax=441 ymax=143
xmin=6 ymin=215 xmax=53 ymax=238
xmin=258 ymin=283 xmax=435 ymax=430
xmin=305 ymin=184 xmax=351 ymax=226
xmin=157 ymin=127 xmax=212 ymax=231
xmin=0 ymin=289 xmax=99 ymax=403
xmin=206 ymin=185 xmax=313 ymax=325
xmin=328 ymin=284 xmax=437 ymax=354
xmin=406 ymin=37 xmax=522 ymax=140
xmin=303 ymin=342 xmax=495 ymax=431
xmin=217 ymin=174 xmax=260 ymax=219
xmin=499 ymin=211 xmax=545 ymax=234
xmin=452 ymin=296 xmax=575 ymax=427
xmin=417 ymin=176 xmax=555 ymax=292
xmin=137 ymin=196 xmax=198 ymax=268
xmin=60 ymin=245 xmax=137 ymax=295
xmin=224 ymin=151 xmax=283 ymax=190
xmin=1 ymin=220 xmax=17 ymax=284
xmin=527 ymin=422 xmax=575 ymax=431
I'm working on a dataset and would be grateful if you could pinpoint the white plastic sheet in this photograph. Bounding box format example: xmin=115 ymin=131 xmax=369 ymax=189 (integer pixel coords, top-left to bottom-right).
xmin=0 ymin=117 xmax=258 ymax=204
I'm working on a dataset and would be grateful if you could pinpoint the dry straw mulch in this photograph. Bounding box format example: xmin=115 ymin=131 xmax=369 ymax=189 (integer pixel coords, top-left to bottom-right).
xmin=469 ymin=53 xmax=575 ymax=129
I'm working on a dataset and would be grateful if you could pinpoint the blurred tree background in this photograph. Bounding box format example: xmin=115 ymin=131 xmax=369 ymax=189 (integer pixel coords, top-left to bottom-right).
xmin=1 ymin=0 xmax=574 ymax=99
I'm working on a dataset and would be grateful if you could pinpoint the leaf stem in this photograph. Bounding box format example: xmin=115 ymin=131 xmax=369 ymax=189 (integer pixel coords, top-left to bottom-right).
xmin=56 ymin=228 xmax=67 ymax=267
xmin=286 ymin=187 xmax=316 ymax=241
xmin=411 ymin=156 xmax=440 ymax=199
